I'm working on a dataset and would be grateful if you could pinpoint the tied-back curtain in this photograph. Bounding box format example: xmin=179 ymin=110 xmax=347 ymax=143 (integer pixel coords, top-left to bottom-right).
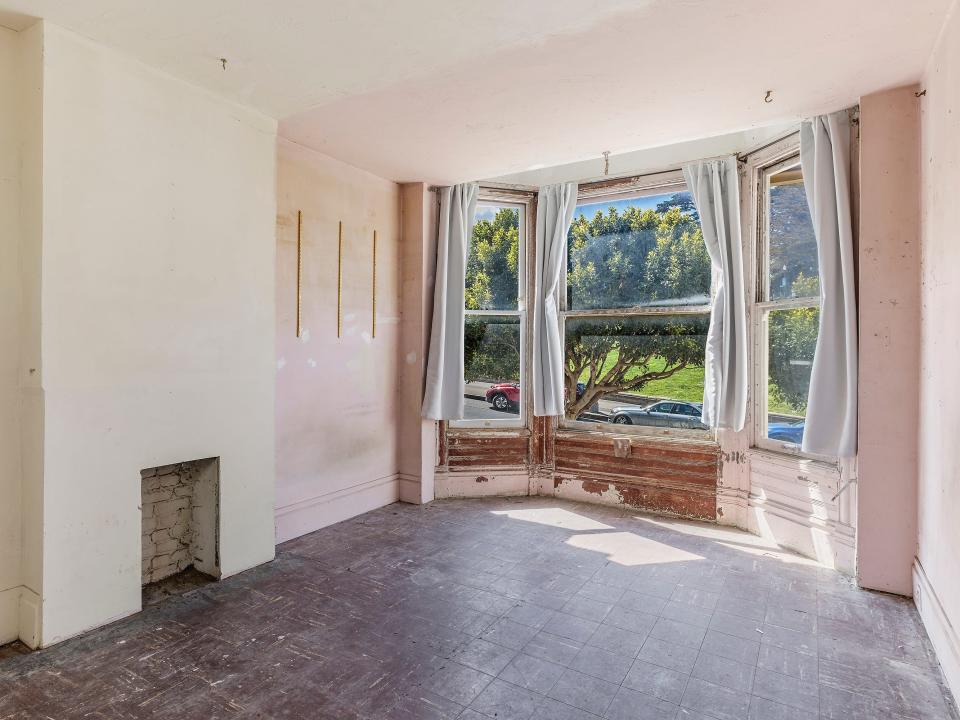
xmin=800 ymin=112 xmax=858 ymax=457
xmin=533 ymin=182 xmax=578 ymax=416
xmin=683 ymin=158 xmax=748 ymax=431
xmin=422 ymin=183 xmax=479 ymax=420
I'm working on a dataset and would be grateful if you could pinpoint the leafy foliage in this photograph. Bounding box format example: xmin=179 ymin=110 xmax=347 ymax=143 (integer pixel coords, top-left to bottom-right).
xmin=769 ymin=183 xmax=819 ymax=299
xmin=563 ymin=199 xmax=710 ymax=416
xmin=465 ymin=208 xmax=520 ymax=311
xmin=564 ymin=314 xmax=709 ymax=417
xmin=767 ymin=274 xmax=820 ymax=414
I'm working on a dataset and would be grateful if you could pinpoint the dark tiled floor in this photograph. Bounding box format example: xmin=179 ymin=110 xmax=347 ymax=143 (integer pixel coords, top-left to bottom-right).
xmin=0 ymin=497 xmax=956 ymax=719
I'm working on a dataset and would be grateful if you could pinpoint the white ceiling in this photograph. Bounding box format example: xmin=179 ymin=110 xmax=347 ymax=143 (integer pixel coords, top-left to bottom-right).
xmin=2 ymin=0 xmax=952 ymax=184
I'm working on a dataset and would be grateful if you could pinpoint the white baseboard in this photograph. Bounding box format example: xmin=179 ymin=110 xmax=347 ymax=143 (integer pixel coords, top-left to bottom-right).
xmin=398 ymin=473 xmax=422 ymax=504
xmin=914 ymin=559 xmax=960 ymax=701
xmin=274 ymin=474 xmax=400 ymax=544
xmin=0 ymin=586 xmax=18 ymax=645
xmin=435 ymin=468 xmax=529 ymax=498
xmin=0 ymin=586 xmax=41 ymax=649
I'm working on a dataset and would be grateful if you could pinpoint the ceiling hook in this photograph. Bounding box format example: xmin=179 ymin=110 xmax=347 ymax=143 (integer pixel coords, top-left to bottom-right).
xmin=602 ymin=151 xmax=611 ymax=176
xmin=764 ymin=90 xmax=773 ymax=104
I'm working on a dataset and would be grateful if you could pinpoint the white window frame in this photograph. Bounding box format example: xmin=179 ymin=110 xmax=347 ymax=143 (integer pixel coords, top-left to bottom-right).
xmin=748 ymin=144 xmax=833 ymax=461
xmin=559 ymin=170 xmax=714 ymax=440
xmin=451 ymin=195 xmax=528 ymax=429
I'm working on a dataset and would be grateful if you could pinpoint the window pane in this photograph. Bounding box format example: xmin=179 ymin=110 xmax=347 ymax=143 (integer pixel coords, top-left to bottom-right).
xmin=466 ymin=204 xmax=521 ymax=311
xmin=769 ymin=168 xmax=820 ymax=300
xmin=464 ymin=315 xmax=521 ymax=420
xmin=564 ymin=314 xmax=708 ymax=429
xmin=766 ymin=306 xmax=819 ymax=444
xmin=567 ymin=191 xmax=710 ymax=310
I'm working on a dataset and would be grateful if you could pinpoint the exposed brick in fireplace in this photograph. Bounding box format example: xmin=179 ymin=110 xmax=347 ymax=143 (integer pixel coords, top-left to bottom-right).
xmin=140 ymin=458 xmax=220 ymax=586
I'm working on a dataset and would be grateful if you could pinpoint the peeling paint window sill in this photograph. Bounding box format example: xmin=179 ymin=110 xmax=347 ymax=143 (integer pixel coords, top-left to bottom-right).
xmin=556 ymin=427 xmax=719 ymax=451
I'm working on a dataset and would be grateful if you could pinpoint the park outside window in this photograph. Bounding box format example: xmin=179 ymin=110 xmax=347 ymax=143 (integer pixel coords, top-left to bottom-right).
xmin=454 ymin=199 xmax=526 ymax=427
xmin=753 ymin=156 xmax=821 ymax=454
xmin=560 ymin=175 xmax=712 ymax=436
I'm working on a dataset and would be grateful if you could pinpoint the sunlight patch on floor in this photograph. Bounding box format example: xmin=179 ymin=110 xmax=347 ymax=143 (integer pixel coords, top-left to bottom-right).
xmin=566 ymin=531 xmax=704 ymax=566
xmin=491 ymin=507 xmax=613 ymax=531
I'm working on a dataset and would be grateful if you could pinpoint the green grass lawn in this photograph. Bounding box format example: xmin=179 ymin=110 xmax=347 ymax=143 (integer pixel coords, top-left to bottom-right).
xmin=577 ymin=350 xmax=704 ymax=402
xmin=576 ymin=350 xmax=805 ymax=415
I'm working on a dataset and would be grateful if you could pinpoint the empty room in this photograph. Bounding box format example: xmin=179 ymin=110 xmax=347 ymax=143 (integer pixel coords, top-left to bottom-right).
xmin=1 ymin=1 xmax=959 ymax=718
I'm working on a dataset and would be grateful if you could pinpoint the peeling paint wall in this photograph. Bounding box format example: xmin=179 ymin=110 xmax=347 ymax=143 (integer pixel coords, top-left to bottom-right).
xmin=274 ymin=138 xmax=402 ymax=542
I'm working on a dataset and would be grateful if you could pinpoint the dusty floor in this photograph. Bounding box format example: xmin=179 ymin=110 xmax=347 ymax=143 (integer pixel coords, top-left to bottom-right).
xmin=0 ymin=497 xmax=955 ymax=719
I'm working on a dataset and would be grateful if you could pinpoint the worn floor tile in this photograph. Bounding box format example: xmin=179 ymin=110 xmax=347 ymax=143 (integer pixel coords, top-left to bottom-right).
xmin=0 ymin=497 xmax=954 ymax=720
xmin=622 ymin=658 xmax=689 ymax=704
xmin=498 ymin=653 xmax=565 ymax=695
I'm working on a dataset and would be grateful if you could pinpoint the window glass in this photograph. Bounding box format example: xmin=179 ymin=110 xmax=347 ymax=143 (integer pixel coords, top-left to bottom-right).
xmin=768 ymin=169 xmax=819 ymax=300
xmin=765 ymin=306 xmax=819 ymax=445
xmin=563 ymin=313 xmax=708 ymax=429
xmin=466 ymin=204 xmax=521 ymax=311
xmin=567 ymin=192 xmax=710 ymax=310
xmin=463 ymin=315 xmax=522 ymax=420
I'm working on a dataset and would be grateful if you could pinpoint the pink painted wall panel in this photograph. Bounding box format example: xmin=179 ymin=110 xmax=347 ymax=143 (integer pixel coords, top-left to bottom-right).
xmin=857 ymin=86 xmax=922 ymax=595
xmin=274 ymin=139 xmax=402 ymax=541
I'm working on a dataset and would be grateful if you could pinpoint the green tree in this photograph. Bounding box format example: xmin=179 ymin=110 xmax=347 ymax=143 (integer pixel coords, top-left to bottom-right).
xmin=563 ymin=202 xmax=710 ymax=417
xmin=767 ymin=273 xmax=820 ymax=414
xmin=464 ymin=209 xmax=522 ymax=382
xmin=465 ymin=208 xmax=520 ymax=311
xmin=564 ymin=314 xmax=709 ymax=418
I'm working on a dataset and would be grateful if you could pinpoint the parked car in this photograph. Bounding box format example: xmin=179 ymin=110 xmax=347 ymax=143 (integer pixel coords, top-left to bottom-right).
xmin=486 ymin=381 xmax=592 ymax=413
xmin=767 ymin=422 xmax=805 ymax=444
xmin=485 ymin=382 xmax=520 ymax=411
xmin=608 ymin=400 xmax=705 ymax=427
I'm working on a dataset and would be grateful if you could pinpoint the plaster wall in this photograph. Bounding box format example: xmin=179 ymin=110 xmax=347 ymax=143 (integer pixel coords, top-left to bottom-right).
xmin=916 ymin=0 xmax=960 ymax=698
xmin=36 ymin=23 xmax=277 ymax=645
xmin=398 ymin=183 xmax=438 ymax=503
xmin=0 ymin=25 xmax=22 ymax=645
xmin=274 ymin=138 xmax=402 ymax=542
xmin=856 ymin=86 xmax=922 ymax=596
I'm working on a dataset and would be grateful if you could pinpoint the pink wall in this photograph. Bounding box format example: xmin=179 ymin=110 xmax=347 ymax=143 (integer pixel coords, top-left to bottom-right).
xmin=916 ymin=0 xmax=960 ymax=696
xmin=856 ymin=86 xmax=922 ymax=595
xmin=274 ymin=138 xmax=402 ymax=542
xmin=397 ymin=184 xmax=439 ymax=503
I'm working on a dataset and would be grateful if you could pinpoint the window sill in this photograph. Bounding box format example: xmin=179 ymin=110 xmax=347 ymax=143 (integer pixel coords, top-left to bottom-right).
xmin=556 ymin=426 xmax=719 ymax=450
xmin=747 ymin=446 xmax=839 ymax=474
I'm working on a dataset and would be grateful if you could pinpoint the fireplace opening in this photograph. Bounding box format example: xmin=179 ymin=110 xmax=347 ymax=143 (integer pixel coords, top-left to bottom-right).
xmin=140 ymin=457 xmax=220 ymax=605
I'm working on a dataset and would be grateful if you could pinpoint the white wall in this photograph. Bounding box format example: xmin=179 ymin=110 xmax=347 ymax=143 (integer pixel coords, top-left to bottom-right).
xmin=916 ymin=0 xmax=960 ymax=698
xmin=0 ymin=24 xmax=22 ymax=644
xmin=274 ymin=138 xmax=402 ymax=542
xmin=36 ymin=23 xmax=278 ymax=645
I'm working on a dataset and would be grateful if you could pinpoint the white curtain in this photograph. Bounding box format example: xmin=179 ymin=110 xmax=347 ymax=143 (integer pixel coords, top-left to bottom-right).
xmin=683 ymin=158 xmax=748 ymax=431
xmin=800 ymin=112 xmax=858 ymax=457
xmin=422 ymin=183 xmax=479 ymax=420
xmin=533 ymin=182 xmax=578 ymax=416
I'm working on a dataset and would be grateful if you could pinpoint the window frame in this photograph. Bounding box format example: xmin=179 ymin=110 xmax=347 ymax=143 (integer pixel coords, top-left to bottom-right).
xmin=559 ymin=170 xmax=715 ymax=440
xmin=749 ymin=145 xmax=831 ymax=459
xmin=451 ymin=193 xmax=530 ymax=430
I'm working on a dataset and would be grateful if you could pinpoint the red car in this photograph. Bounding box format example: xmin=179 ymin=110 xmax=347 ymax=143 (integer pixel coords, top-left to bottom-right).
xmin=485 ymin=382 xmax=520 ymax=411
